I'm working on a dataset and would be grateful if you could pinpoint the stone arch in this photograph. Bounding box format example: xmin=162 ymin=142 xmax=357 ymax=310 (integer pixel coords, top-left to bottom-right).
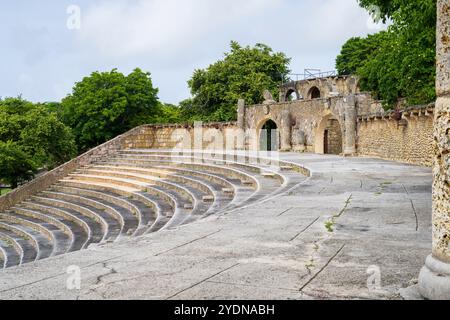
xmin=308 ymin=86 xmax=321 ymax=99
xmin=285 ymin=88 xmax=298 ymax=101
xmin=257 ymin=118 xmax=280 ymax=151
xmin=314 ymin=113 xmax=343 ymax=155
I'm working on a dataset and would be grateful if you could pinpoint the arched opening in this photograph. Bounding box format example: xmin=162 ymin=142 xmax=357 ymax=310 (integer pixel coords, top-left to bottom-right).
xmin=315 ymin=115 xmax=343 ymax=155
xmin=308 ymin=86 xmax=321 ymax=99
xmin=259 ymin=119 xmax=279 ymax=151
xmin=285 ymin=89 xmax=297 ymax=101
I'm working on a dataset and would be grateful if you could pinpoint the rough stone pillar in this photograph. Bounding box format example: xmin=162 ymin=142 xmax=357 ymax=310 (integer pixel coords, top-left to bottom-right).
xmin=237 ymin=99 xmax=246 ymax=131
xmin=236 ymin=99 xmax=246 ymax=150
xmin=293 ymin=129 xmax=306 ymax=152
xmin=344 ymin=95 xmax=357 ymax=155
xmin=280 ymin=109 xmax=291 ymax=151
xmin=419 ymin=0 xmax=450 ymax=300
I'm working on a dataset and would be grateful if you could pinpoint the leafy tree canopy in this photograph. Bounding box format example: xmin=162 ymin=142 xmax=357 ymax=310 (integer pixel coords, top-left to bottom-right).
xmin=0 ymin=141 xmax=36 ymax=189
xmin=0 ymin=97 xmax=77 ymax=170
xmin=61 ymin=68 xmax=160 ymax=151
xmin=182 ymin=42 xmax=291 ymax=122
xmin=337 ymin=0 xmax=436 ymax=109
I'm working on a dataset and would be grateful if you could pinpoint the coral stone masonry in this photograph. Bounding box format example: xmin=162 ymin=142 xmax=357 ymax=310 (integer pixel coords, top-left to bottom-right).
xmin=418 ymin=0 xmax=450 ymax=300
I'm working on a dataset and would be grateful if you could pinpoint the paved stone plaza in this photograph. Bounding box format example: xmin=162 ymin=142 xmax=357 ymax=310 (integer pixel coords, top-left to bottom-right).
xmin=0 ymin=153 xmax=432 ymax=300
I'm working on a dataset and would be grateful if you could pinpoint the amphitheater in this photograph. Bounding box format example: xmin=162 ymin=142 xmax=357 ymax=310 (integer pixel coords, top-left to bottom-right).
xmin=0 ymin=3 xmax=449 ymax=299
xmin=0 ymin=83 xmax=435 ymax=300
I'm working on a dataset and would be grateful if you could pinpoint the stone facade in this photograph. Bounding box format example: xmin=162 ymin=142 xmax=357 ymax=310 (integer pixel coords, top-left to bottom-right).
xmin=279 ymin=75 xmax=359 ymax=102
xmin=240 ymin=76 xmax=435 ymax=166
xmin=122 ymin=122 xmax=239 ymax=151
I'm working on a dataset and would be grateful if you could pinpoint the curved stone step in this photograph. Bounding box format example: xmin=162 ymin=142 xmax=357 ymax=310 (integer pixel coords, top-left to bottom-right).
xmin=58 ymin=180 xmax=168 ymax=234
xmin=0 ymin=223 xmax=37 ymax=264
xmin=88 ymin=165 xmax=222 ymax=217
xmin=99 ymin=162 xmax=236 ymax=193
xmin=0 ymin=219 xmax=52 ymax=260
xmin=0 ymin=234 xmax=22 ymax=268
xmin=50 ymin=186 xmax=143 ymax=236
xmin=119 ymin=163 xmax=256 ymax=210
xmin=107 ymin=157 xmax=285 ymax=210
xmin=121 ymin=150 xmax=309 ymax=175
xmin=20 ymin=201 xmax=91 ymax=250
xmin=65 ymin=174 xmax=185 ymax=221
xmin=58 ymin=181 xmax=158 ymax=225
xmin=0 ymin=243 xmax=6 ymax=269
xmin=140 ymin=154 xmax=308 ymax=207
xmin=0 ymin=213 xmax=55 ymax=259
xmin=104 ymin=158 xmax=259 ymax=189
xmin=74 ymin=169 xmax=197 ymax=208
xmin=11 ymin=207 xmax=74 ymax=255
xmin=121 ymin=150 xmax=310 ymax=196
xmin=31 ymin=196 xmax=108 ymax=244
xmin=42 ymin=191 xmax=127 ymax=237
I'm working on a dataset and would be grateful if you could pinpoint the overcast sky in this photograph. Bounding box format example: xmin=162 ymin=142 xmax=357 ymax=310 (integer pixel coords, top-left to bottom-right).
xmin=0 ymin=0 xmax=385 ymax=105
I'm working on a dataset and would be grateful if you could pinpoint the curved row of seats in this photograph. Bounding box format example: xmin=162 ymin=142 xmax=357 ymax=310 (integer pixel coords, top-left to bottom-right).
xmin=0 ymin=150 xmax=307 ymax=269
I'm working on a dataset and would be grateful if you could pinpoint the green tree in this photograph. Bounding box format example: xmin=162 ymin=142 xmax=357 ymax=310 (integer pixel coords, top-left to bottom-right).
xmin=61 ymin=68 xmax=160 ymax=151
xmin=183 ymin=42 xmax=291 ymax=122
xmin=20 ymin=106 xmax=77 ymax=168
xmin=0 ymin=97 xmax=77 ymax=171
xmin=0 ymin=141 xmax=36 ymax=189
xmin=337 ymin=0 xmax=436 ymax=109
xmin=336 ymin=32 xmax=389 ymax=75
xmin=152 ymin=103 xmax=182 ymax=124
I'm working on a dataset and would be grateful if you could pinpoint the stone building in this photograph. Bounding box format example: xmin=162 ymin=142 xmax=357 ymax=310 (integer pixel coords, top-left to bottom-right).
xmin=236 ymin=75 xmax=434 ymax=167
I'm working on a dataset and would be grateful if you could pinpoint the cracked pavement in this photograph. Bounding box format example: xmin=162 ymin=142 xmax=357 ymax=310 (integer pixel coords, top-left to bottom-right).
xmin=0 ymin=154 xmax=432 ymax=300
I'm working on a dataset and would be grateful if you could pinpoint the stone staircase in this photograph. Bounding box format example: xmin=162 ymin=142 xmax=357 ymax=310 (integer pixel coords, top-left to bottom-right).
xmin=0 ymin=149 xmax=308 ymax=269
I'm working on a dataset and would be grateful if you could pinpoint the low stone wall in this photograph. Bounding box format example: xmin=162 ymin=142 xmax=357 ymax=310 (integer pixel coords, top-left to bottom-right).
xmin=122 ymin=122 xmax=239 ymax=150
xmin=356 ymin=104 xmax=435 ymax=167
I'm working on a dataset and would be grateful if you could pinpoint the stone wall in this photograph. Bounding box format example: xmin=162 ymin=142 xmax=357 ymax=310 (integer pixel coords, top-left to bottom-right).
xmin=356 ymin=105 xmax=435 ymax=167
xmin=122 ymin=122 xmax=239 ymax=150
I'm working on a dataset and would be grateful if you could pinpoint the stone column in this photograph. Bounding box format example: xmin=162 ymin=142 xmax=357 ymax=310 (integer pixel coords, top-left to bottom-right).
xmin=237 ymin=99 xmax=246 ymax=131
xmin=280 ymin=109 xmax=291 ymax=151
xmin=236 ymin=99 xmax=246 ymax=150
xmin=344 ymin=95 xmax=357 ymax=155
xmin=419 ymin=0 xmax=450 ymax=300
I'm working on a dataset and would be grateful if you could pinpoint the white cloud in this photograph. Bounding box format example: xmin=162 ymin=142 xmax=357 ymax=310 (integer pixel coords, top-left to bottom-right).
xmin=79 ymin=0 xmax=281 ymax=60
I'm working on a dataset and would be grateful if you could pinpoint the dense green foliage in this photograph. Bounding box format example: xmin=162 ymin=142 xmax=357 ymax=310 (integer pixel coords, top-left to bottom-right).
xmin=0 ymin=141 xmax=36 ymax=189
xmin=181 ymin=42 xmax=290 ymax=122
xmin=336 ymin=0 xmax=436 ymax=108
xmin=0 ymin=97 xmax=76 ymax=187
xmin=61 ymin=68 xmax=160 ymax=151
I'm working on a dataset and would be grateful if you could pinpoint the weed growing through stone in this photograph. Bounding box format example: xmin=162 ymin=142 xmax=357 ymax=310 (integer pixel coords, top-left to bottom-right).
xmin=325 ymin=220 xmax=335 ymax=233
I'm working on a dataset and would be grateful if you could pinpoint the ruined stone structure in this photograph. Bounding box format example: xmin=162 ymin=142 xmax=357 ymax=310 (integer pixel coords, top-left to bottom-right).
xmin=419 ymin=0 xmax=450 ymax=300
xmin=237 ymin=75 xmax=434 ymax=166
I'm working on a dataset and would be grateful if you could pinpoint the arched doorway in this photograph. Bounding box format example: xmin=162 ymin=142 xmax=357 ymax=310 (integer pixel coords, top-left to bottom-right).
xmin=259 ymin=119 xmax=279 ymax=151
xmin=315 ymin=114 xmax=343 ymax=155
xmin=308 ymin=86 xmax=321 ymax=99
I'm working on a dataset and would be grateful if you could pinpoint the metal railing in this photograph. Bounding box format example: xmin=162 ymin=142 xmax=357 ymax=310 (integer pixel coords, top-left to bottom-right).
xmin=282 ymin=69 xmax=337 ymax=84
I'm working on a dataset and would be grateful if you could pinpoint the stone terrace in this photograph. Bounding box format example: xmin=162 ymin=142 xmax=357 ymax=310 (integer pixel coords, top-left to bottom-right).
xmin=0 ymin=152 xmax=431 ymax=300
